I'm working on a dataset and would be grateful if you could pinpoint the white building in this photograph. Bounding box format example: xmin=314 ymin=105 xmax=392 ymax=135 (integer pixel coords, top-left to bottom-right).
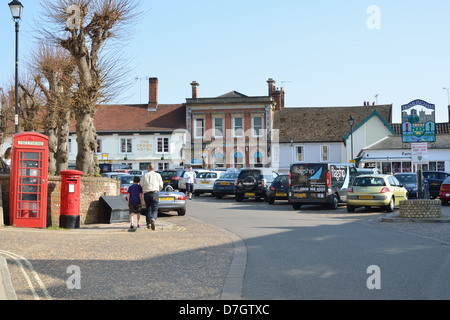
xmin=272 ymin=104 xmax=395 ymax=173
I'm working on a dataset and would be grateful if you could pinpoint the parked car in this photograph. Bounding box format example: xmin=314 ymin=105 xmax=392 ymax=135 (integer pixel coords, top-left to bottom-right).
xmin=266 ymin=174 xmax=289 ymax=204
xmin=346 ymin=174 xmax=408 ymax=213
xmin=289 ymin=163 xmax=357 ymax=210
xmin=119 ymin=174 xmax=143 ymax=199
xmin=178 ymin=169 xmax=209 ymax=192
xmin=235 ymin=168 xmax=278 ymax=202
xmin=213 ymin=171 xmax=240 ymax=199
xmin=157 ymin=189 xmax=186 ymax=216
xmin=194 ymin=170 xmax=225 ymax=196
xmin=101 ymin=172 xmax=128 ymax=179
xmin=128 ymin=170 xmax=146 ymax=176
xmin=159 ymin=169 xmax=185 ymax=190
xmin=439 ymin=176 xmax=450 ymax=205
xmin=422 ymin=171 xmax=450 ymax=199
xmin=357 ymin=168 xmax=380 ymax=175
xmin=394 ymin=173 xmax=430 ymax=199
xmin=99 ymin=163 xmax=132 ymax=174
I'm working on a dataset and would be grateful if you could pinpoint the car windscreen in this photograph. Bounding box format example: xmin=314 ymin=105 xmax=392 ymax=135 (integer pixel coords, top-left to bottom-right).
xmin=220 ymin=172 xmax=239 ymax=179
xmin=120 ymin=176 xmax=136 ymax=184
xmin=160 ymin=171 xmax=178 ymax=178
xmin=353 ymin=177 xmax=386 ymax=187
xmin=239 ymin=170 xmax=274 ymax=180
xmin=198 ymin=172 xmax=218 ymax=179
xmin=395 ymin=174 xmax=416 ymax=184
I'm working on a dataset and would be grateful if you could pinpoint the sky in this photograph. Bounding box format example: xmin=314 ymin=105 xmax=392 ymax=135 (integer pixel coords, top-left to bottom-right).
xmin=1 ymin=0 xmax=450 ymax=124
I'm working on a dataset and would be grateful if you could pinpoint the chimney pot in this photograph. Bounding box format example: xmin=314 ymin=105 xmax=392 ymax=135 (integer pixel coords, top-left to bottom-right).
xmin=191 ymin=81 xmax=199 ymax=99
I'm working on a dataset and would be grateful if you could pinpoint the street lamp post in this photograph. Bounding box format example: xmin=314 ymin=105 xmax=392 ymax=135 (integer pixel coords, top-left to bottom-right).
xmin=348 ymin=116 xmax=355 ymax=162
xmin=9 ymin=0 xmax=23 ymax=134
xmin=443 ymin=87 xmax=450 ymax=107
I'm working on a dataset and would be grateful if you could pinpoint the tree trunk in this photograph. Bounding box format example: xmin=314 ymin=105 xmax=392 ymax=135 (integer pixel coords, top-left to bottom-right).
xmin=75 ymin=111 xmax=99 ymax=175
xmin=47 ymin=127 xmax=58 ymax=175
xmin=55 ymin=109 xmax=71 ymax=173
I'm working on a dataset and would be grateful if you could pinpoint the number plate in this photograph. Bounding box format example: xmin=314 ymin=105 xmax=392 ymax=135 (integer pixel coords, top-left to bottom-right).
xmin=159 ymin=197 xmax=174 ymax=201
xmin=294 ymin=193 xmax=306 ymax=198
xmin=245 ymin=193 xmax=256 ymax=197
xmin=201 ymin=181 xmax=210 ymax=184
xmin=276 ymin=193 xmax=287 ymax=197
xmin=163 ymin=180 xmax=170 ymax=183
xmin=358 ymin=196 xmax=374 ymax=200
xmin=220 ymin=182 xmax=230 ymax=185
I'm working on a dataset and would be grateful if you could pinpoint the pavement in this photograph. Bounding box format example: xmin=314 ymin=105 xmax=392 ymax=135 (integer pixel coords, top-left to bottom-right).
xmin=1 ymin=203 xmax=449 ymax=300
xmin=0 ymin=215 xmax=244 ymax=300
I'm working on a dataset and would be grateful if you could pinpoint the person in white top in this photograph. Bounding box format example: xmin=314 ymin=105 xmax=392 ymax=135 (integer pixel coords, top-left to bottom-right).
xmin=183 ymin=166 xmax=196 ymax=200
xmin=140 ymin=163 xmax=163 ymax=230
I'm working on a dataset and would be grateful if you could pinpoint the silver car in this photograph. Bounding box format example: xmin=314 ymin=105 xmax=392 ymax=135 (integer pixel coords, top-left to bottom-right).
xmin=157 ymin=189 xmax=186 ymax=216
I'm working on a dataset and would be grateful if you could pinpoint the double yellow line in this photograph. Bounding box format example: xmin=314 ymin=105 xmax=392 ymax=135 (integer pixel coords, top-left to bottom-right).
xmin=0 ymin=250 xmax=52 ymax=300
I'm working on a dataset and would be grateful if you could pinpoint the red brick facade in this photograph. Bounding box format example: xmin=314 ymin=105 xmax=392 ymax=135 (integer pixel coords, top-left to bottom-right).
xmin=185 ymin=79 xmax=285 ymax=168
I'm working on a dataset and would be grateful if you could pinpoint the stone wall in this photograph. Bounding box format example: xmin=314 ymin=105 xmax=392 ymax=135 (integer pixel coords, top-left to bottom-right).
xmin=399 ymin=199 xmax=442 ymax=219
xmin=0 ymin=174 xmax=120 ymax=227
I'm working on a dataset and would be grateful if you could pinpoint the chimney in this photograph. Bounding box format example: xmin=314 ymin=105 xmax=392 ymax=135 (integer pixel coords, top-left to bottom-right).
xmin=267 ymin=78 xmax=285 ymax=110
xmin=267 ymin=78 xmax=276 ymax=96
xmin=191 ymin=81 xmax=199 ymax=99
xmin=148 ymin=77 xmax=158 ymax=109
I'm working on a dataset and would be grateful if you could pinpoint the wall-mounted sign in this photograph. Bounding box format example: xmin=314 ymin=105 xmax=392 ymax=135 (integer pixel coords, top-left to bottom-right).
xmin=401 ymin=99 xmax=436 ymax=143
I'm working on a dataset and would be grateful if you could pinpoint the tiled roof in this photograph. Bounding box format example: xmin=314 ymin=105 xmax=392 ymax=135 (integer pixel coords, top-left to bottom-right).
xmin=91 ymin=104 xmax=186 ymax=133
xmin=362 ymin=134 xmax=450 ymax=150
xmin=273 ymin=104 xmax=393 ymax=143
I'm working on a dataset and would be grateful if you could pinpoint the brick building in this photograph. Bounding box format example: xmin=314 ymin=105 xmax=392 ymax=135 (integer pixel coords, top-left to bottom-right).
xmin=184 ymin=78 xmax=285 ymax=169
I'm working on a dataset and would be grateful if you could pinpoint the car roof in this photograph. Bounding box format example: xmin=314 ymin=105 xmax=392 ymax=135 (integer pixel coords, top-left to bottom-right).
xmin=355 ymin=174 xmax=389 ymax=178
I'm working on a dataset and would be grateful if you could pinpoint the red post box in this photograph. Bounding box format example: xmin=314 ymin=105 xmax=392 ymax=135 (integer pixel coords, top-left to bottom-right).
xmin=9 ymin=132 xmax=49 ymax=228
xmin=59 ymin=170 xmax=83 ymax=229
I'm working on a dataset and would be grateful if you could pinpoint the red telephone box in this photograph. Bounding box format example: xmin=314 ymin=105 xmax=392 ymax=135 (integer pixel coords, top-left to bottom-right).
xmin=9 ymin=132 xmax=49 ymax=228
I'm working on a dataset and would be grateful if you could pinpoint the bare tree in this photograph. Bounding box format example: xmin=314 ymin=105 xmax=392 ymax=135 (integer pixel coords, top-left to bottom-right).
xmin=32 ymin=42 xmax=76 ymax=174
xmin=39 ymin=0 xmax=141 ymax=175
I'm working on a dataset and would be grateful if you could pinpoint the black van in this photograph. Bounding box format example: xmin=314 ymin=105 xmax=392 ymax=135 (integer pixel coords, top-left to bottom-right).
xmin=289 ymin=163 xmax=357 ymax=210
xmin=99 ymin=163 xmax=132 ymax=174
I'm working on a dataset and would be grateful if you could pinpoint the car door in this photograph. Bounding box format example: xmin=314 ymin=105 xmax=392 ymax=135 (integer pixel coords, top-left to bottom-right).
xmin=389 ymin=176 xmax=406 ymax=204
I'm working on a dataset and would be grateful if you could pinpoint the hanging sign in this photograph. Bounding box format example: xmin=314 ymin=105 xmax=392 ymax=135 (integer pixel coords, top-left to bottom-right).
xmin=401 ymin=99 xmax=436 ymax=143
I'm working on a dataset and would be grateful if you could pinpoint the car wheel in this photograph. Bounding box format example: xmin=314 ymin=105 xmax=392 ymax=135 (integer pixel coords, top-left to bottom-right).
xmin=194 ymin=191 xmax=200 ymax=197
xmin=385 ymin=197 xmax=394 ymax=212
xmin=235 ymin=194 xmax=244 ymax=202
xmin=215 ymin=194 xmax=223 ymax=199
xmin=268 ymin=197 xmax=275 ymax=205
xmin=347 ymin=205 xmax=355 ymax=213
xmin=327 ymin=195 xmax=338 ymax=210
xmin=177 ymin=209 xmax=186 ymax=216
xmin=292 ymin=203 xmax=301 ymax=210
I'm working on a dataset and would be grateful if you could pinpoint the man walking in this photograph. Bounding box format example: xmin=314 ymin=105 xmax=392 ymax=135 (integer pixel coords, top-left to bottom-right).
xmin=140 ymin=163 xmax=163 ymax=230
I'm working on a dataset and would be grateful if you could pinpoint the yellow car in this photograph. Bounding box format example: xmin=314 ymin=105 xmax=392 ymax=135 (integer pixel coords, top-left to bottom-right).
xmin=347 ymin=174 xmax=408 ymax=212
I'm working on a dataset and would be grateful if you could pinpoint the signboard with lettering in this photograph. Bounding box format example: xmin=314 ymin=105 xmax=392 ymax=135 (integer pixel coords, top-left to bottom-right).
xmin=401 ymin=99 xmax=436 ymax=143
xmin=411 ymin=142 xmax=428 ymax=165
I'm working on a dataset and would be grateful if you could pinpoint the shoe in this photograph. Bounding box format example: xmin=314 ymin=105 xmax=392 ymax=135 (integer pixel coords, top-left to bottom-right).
xmin=150 ymin=218 xmax=156 ymax=231
xmin=130 ymin=224 xmax=134 ymax=229
xmin=147 ymin=224 xmax=150 ymax=229
xmin=137 ymin=224 xmax=141 ymax=228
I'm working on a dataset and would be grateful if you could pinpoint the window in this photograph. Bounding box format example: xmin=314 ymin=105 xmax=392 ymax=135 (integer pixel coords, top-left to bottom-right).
xmin=252 ymin=116 xmax=263 ymax=137
xmin=158 ymin=162 xmax=169 ymax=171
xmin=194 ymin=118 xmax=204 ymax=138
xmin=96 ymin=139 xmax=102 ymax=153
xmin=120 ymin=138 xmax=132 ymax=153
xmin=157 ymin=137 xmax=169 ymax=153
xmin=213 ymin=117 xmax=224 ymax=137
xmin=213 ymin=152 xmax=224 ymax=168
xmin=320 ymin=145 xmax=329 ymax=162
xmin=295 ymin=146 xmax=304 ymax=162
xmin=233 ymin=117 xmax=244 ymax=137
xmin=233 ymin=151 xmax=244 ymax=168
